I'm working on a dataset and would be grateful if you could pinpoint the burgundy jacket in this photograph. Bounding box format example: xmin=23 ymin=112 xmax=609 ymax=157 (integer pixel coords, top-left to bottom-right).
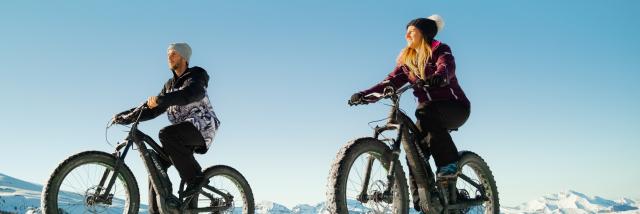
xmin=361 ymin=40 xmax=470 ymax=107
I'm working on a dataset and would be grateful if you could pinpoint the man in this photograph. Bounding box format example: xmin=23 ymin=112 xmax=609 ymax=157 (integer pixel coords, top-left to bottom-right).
xmin=112 ymin=42 xmax=220 ymax=213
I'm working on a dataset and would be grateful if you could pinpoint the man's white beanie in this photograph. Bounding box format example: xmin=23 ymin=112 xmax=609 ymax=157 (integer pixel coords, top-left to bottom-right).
xmin=168 ymin=42 xmax=192 ymax=62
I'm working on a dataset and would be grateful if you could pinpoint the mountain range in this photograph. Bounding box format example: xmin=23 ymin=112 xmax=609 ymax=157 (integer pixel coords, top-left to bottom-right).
xmin=1 ymin=172 xmax=637 ymax=213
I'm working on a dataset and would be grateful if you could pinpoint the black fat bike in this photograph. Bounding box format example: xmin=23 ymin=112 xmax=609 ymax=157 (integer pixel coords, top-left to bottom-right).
xmin=41 ymin=104 xmax=255 ymax=214
xmin=327 ymin=83 xmax=499 ymax=214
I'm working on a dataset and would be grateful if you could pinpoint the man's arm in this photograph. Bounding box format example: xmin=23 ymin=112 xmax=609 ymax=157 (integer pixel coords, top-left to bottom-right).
xmin=139 ymin=82 xmax=171 ymax=121
xmin=115 ymin=82 xmax=170 ymax=124
xmin=155 ymin=68 xmax=209 ymax=108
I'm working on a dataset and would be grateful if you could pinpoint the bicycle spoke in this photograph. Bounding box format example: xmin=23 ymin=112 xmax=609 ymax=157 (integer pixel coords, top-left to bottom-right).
xmin=344 ymin=151 xmax=396 ymax=213
xmin=198 ymin=174 xmax=247 ymax=213
xmin=55 ymin=163 xmax=131 ymax=214
xmin=456 ymin=163 xmax=492 ymax=213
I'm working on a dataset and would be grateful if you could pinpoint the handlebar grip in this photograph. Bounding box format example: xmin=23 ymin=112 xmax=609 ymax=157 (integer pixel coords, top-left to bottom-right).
xmin=348 ymin=99 xmax=369 ymax=106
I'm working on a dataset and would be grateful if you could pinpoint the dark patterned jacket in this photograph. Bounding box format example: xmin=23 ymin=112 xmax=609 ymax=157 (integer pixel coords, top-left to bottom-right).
xmin=131 ymin=66 xmax=220 ymax=153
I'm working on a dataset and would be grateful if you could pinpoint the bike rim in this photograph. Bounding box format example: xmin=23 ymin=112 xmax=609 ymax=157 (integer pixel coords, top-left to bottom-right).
xmin=345 ymin=151 xmax=396 ymax=213
xmin=197 ymin=174 xmax=248 ymax=214
xmin=456 ymin=162 xmax=494 ymax=214
xmin=56 ymin=162 xmax=131 ymax=214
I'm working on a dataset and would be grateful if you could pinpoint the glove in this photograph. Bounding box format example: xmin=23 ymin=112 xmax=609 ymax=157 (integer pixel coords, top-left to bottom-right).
xmin=110 ymin=111 xmax=133 ymax=126
xmin=348 ymin=92 xmax=364 ymax=106
xmin=415 ymin=78 xmax=426 ymax=88
xmin=110 ymin=114 xmax=127 ymax=126
xmin=425 ymin=75 xmax=446 ymax=87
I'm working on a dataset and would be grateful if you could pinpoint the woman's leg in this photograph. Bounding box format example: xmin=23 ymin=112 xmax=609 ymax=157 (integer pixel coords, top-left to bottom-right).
xmin=415 ymin=100 xmax=470 ymax=167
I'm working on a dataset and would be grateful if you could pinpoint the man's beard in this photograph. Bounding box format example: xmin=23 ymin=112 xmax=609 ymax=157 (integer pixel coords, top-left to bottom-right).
xmin=170 ymin=62 xmax=179 ymax=70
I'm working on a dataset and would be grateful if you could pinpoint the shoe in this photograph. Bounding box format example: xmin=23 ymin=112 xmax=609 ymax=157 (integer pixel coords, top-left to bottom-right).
xmin=413 ymin=201 xmax=421 ymax=212
xmin=165 ymin=195 xmax=181 ymax=208
xmin=179 ymin=175 xmax=209 ymax=199
xmin=436 ymin=162 xmax=458 ymax=178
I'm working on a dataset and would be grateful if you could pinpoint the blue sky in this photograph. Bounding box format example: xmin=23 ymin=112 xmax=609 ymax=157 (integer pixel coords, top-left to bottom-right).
xmin=1 ymin=0 xmax=639 ymax=208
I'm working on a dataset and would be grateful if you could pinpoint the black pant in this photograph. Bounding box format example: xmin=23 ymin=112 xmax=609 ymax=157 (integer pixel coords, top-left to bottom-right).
xmin=409 ymin=100 xmax=470 ymax=209
xmin=415 ymin=100 xmax=470 ymax=167
xmin=149 ymin=122 xmax=206 ymax=213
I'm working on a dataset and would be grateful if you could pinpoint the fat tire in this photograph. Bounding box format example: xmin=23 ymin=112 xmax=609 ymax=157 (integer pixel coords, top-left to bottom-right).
xmin=202 ymin=165 xmax=255 ymax=214
xmin=457 ymin=151 xmax=500 ymax=214
xmin=327 ymin=137 xmax=410 ymax=214
xmin=41 ymin=151 xmax=140 ymax=214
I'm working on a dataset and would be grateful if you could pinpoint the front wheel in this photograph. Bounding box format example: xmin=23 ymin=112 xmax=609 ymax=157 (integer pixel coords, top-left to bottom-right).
xmin=454 ymin=151 xmax=500 ymax=214
xmin=41 ymin=151 xmax=140 ymax=214
xmin=192 ymin=165 xmax=255 ymax=214
xmin=327 ymin=137 xmax=410 ymax=214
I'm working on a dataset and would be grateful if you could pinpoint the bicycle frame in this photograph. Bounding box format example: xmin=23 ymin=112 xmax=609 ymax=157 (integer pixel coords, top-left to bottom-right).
xmin=358 ymin=84 xmax=488 ymax=212
xmin=94 ymin=106 xmax=233 ymax=214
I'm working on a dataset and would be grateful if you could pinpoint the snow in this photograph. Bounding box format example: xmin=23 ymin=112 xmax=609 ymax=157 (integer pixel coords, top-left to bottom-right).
xmin=501 ymin=190 xmax=639 ymax=214
xmin=2 ymin=172 xmax=638 ymax=213
xmin=256 ymin=200 xmax=293 ymax=213
xmin=0 ymin=173 xmax=42 ymax=213
xmin=0 ymin=173 xmax=148 ymax=214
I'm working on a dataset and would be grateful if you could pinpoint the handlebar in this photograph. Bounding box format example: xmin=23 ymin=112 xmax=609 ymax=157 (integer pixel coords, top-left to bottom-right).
xmin=349 ymin=82 xmax=416 ymax=106
xmin=105 ymin=103 xmax=148 ymax=149
xmin=108 ymin=103 xmax=149 ymax=127
xmin=131 ymin=103 xmax=149 ymax=125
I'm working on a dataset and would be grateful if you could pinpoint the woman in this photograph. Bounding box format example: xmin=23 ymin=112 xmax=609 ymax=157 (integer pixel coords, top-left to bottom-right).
xmin=349 ymin=15 xmax=470 ymax=177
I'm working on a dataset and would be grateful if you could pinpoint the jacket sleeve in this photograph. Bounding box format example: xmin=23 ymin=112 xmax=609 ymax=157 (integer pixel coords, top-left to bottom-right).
xmin=139 ymin=83 xmax=170 ymax=121
xmin=360 ymin=65 xmax=409 ymax=98
xmin=122 ymin=84 xmax=169 ymax=123
xmin=155 ymin=68 xmax=209 ymax=108
xmin=430 ymin=45 xmax=456 ymax=84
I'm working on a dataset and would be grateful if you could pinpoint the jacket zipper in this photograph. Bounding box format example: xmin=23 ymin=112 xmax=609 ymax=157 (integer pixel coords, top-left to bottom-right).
xmin=449 ymin=88 xmax=459 ymax=100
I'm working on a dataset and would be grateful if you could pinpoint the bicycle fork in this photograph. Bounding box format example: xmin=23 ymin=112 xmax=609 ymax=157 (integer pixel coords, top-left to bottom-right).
xmin=357 ymin=154 xmax=398 ymax=204
xmin=356 ymin=127 xmax=405 ymax=204
xmin=90 ymin=140 xmax=134 ymax=206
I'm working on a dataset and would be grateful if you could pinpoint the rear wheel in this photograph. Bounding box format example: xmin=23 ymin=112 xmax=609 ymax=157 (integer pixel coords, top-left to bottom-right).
xmin=42 ymin=151 xmax=140 ymax=214
xmin=192 ymin=165 xmax=255 ymax=214
xmin=454 ymin=151 xmax=499 ymax=214
xmin=327 ymin=137 xmax=409 ymax=214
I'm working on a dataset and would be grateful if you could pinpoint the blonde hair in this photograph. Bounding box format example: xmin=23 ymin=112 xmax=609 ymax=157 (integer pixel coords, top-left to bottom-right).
xmin=398 ymin=39 xmax=432 ymax=80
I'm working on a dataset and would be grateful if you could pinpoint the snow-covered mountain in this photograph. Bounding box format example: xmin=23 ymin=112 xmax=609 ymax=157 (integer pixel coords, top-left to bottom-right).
xmin=501 ymin=190 xmax=639 ymax=214
xmin=0 ymin=173 xmax=41 ymax=213
xmin=256 ymin=200 xmax=421 ymax=214
xmin=0 ymin=173 xmax=148 ymax=214
xmin=250 ymin=194 xmax=640 ymax=214
xmin=1 ymin=172 xmax=638 ymax=213
xmin=257 ymin=200 xmax=294 ymax=213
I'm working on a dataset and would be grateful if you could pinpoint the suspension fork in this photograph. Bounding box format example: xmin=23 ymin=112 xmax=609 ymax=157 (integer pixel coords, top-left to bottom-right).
xmin=357 ymin=146 xmax=400 ymax=204
xmin=356 ymin=124 xmax=403 ymax=203
xmin=94 ymin=140 xmax=132 ymax=200
xmin=357 ymin=155 xmax=375 ymax=203
xmin=382 ymin=131 xmax=402 ymax=196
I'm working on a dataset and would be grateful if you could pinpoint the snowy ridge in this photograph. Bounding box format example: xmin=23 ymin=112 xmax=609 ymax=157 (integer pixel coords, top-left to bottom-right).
xmin=256 ymin=200 xmax=293 ymax=213
xmin=255 ymin=199 xmax=426 ymax=214
xmin=0 ymin=173 xmax=42 ymax=213
xmin=2 ymin=172 xmax=638 ymax=213
xmin=0 ymin=173 xmax=148 ymax=214
xmin=501 ymin=190 xmax=639 ymax=214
